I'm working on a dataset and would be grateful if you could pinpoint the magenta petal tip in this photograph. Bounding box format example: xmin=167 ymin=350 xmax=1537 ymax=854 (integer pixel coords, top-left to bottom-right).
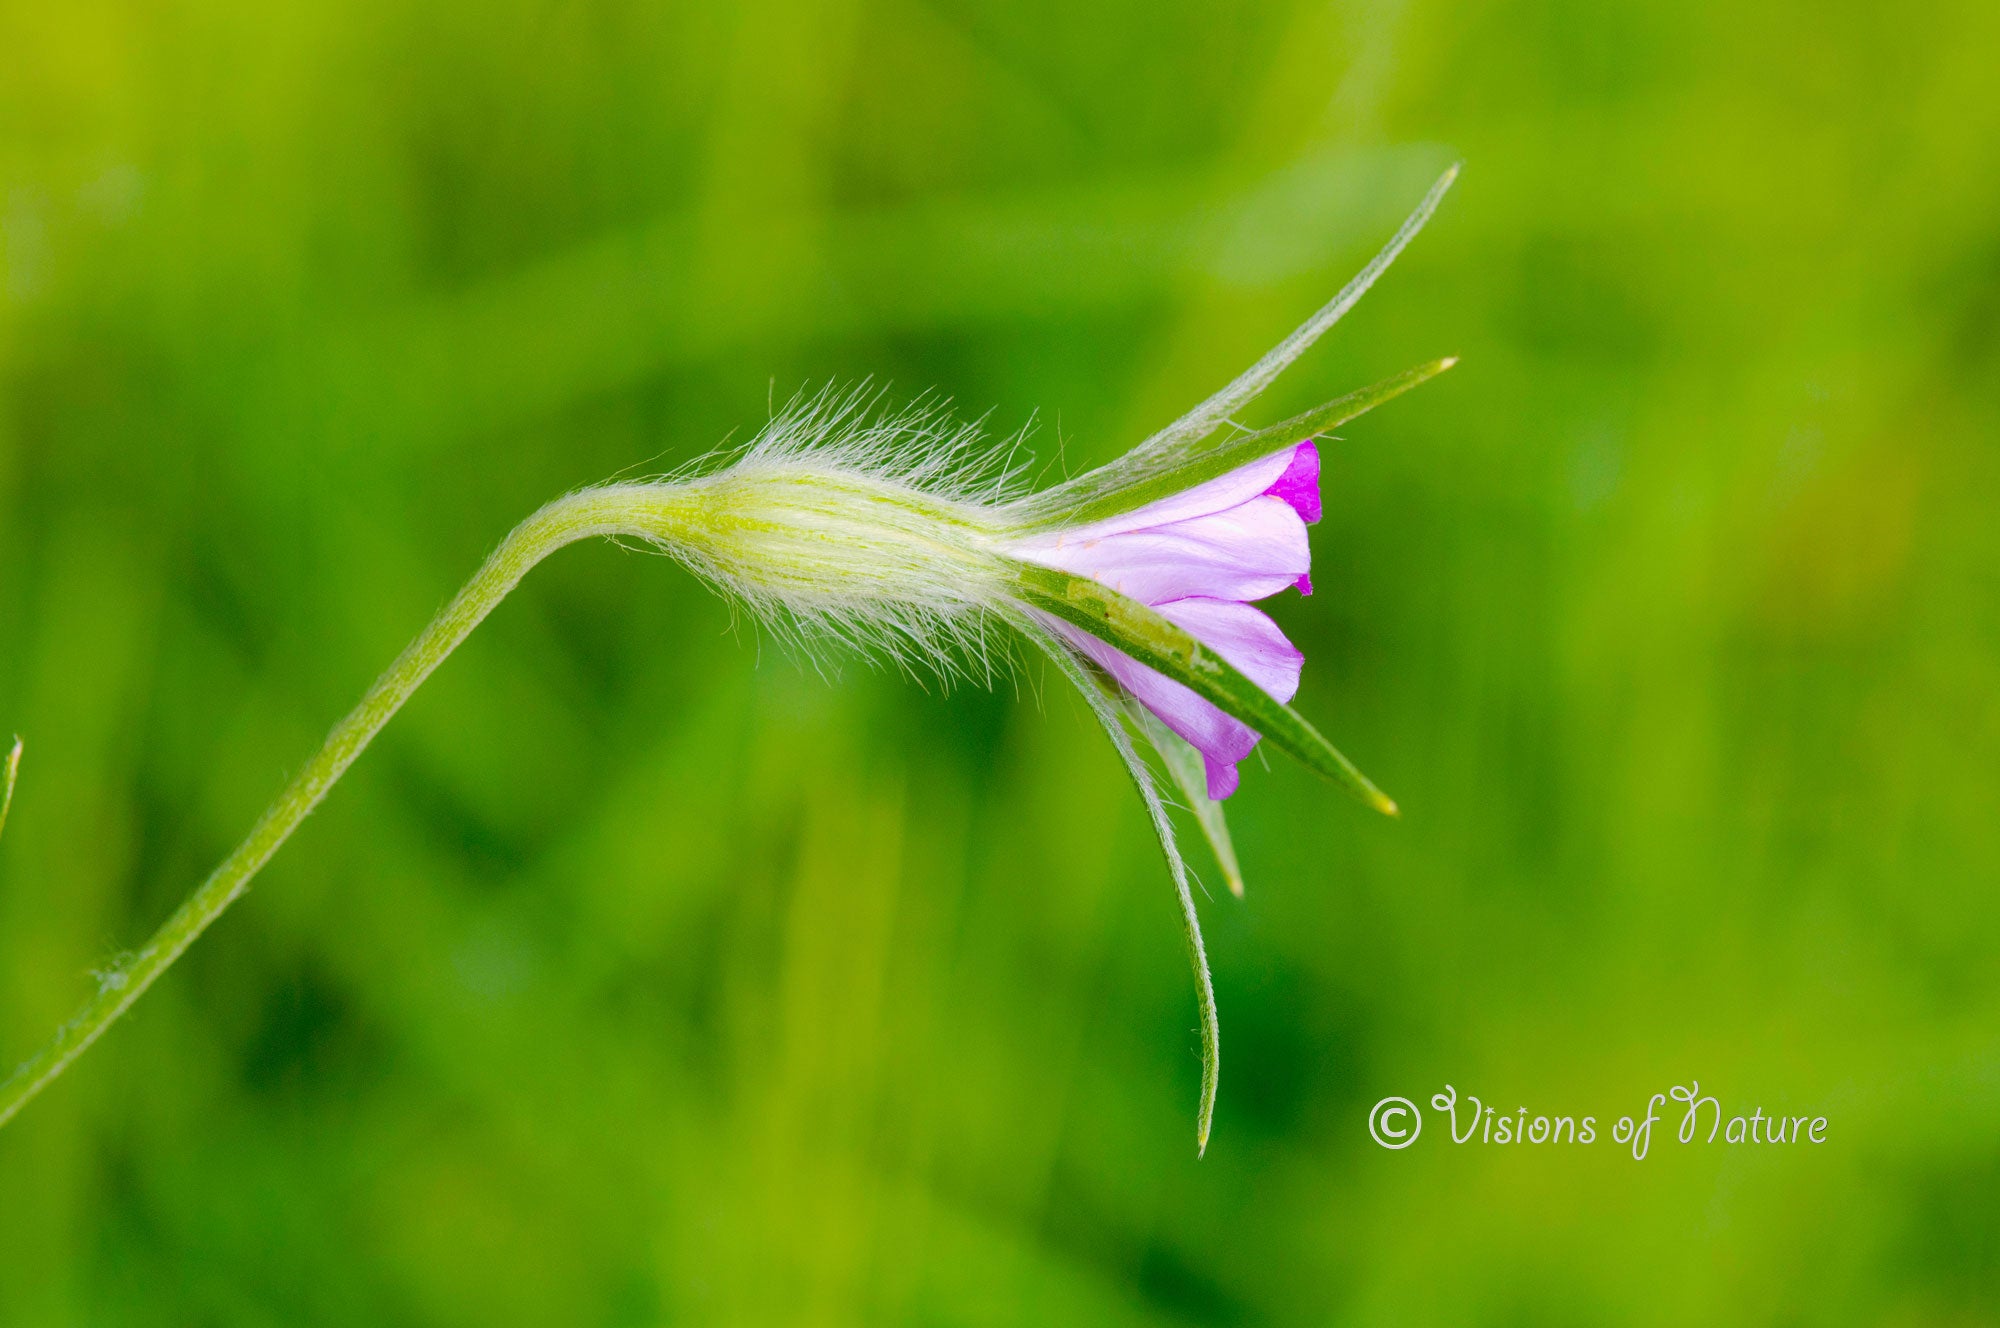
xmin=1265 ymin=440 xmax=1322 ymax=525
xmin=1204 ymin=756 xmax=1241 ymax=801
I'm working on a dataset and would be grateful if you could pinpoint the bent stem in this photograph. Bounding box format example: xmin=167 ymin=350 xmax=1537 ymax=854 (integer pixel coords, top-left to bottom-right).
xmin=0 ymin=488 xmax=665 ymax=1130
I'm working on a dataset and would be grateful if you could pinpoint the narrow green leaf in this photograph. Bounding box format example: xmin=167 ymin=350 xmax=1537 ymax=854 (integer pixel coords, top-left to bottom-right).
xmin=1011 ymin=561 xmax=1398 ymax=816
xmin=1017 ymin=357 xmax=1456 ymax=531
xmin=1033 ymin=632 xmax=1220 ymax=1153
xmin=1128 ymin=703 xmax=1246 ymax=896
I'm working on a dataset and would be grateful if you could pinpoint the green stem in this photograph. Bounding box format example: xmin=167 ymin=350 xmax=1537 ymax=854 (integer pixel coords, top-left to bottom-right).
xmin=0 ymin=487 xmax=666 ymax=1130
xmin=0 ymin=737 xmax=20 ymax=846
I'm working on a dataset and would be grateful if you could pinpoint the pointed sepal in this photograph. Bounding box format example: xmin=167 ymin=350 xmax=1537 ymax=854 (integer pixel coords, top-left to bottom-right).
xmin=1127 ymin=703 xmax=1246 ymax=896
xmin=1019 ymin=357 xmax=1456 ymax=532
xmin=1010 ymin=561 xmax=1397 ymax=816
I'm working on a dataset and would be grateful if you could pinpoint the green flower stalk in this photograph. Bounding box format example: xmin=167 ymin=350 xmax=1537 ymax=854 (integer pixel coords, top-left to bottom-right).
xmin=0 ymin=737 xmax=19 ymax=850
xmin=0 ymin=166 xmax=1458 ymax=1151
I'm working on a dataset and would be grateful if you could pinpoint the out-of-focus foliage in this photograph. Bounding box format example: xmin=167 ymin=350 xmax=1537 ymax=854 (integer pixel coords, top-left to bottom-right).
xmin=3 ymin=0 xmax=1997 ymax=1322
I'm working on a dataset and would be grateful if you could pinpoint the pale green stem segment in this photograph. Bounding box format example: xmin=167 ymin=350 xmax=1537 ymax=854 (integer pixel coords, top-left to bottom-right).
xmin=1008 ymin=560 xmax=1399 ymax=816
xmin=0 ymin=737 xmax=21 ymax=846
xmin=0 ymin=489 xmax=667 ymax=1130
xmin=1130 ymin=706 xmax=1245 ymax=897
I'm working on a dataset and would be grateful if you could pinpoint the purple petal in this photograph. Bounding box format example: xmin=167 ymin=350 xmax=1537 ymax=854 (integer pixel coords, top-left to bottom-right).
xmin=1037 ymin=613 xmax=1260 ymax=800
xmin=1152 ymin=597 xmax=1304 ymax=702
xmin=1203 ymin=756 xmax=1241 ymax=800
xmin=1263 ymin=439 xmax=1321 ymax=525
xmin=1031 ymin=446 xmax=1297 ymax=542
xmin=1014 ymin=495 xmax=1309 ymax=605
xmin=1016 ymin=439 xmax=1324 ymax=802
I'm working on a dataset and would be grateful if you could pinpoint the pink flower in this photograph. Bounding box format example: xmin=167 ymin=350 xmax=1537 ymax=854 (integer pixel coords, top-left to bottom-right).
xmin=1010 ymin=440 xmax=1321 ymax=799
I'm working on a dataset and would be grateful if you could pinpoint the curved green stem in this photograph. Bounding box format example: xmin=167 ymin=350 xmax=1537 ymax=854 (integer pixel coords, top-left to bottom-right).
xmin=0 ymin=488 xmax=668 ymax=1130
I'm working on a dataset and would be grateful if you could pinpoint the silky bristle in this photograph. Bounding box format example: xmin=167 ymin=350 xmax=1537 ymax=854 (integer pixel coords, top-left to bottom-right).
xmin=633 ymin=386 xmax=1035 ymax=688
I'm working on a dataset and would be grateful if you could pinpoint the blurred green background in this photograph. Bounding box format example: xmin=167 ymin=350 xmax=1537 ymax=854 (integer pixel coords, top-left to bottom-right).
xmin=3 ymin=0 xmax=1998 ymax=1322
